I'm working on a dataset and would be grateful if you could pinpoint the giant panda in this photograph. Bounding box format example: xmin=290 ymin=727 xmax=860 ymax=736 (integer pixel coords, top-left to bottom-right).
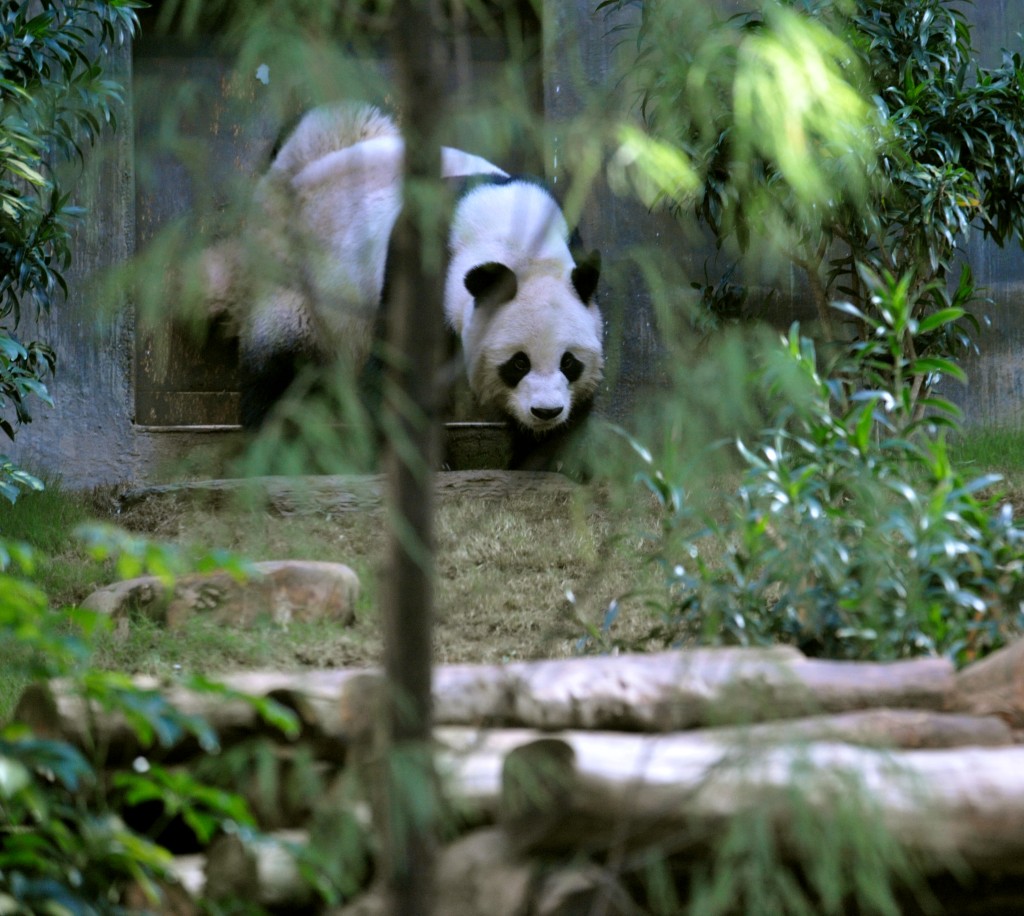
xmin=443 ymin=177 xmax=603 ymax=469
xmin=210 ymin=102 xmax=603 ymax=470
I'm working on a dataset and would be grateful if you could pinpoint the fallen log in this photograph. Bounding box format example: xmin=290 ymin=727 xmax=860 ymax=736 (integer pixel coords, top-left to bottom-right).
xmin=436 ymin=715 xmax=1013 ymax=822
xmin=501 ymin=647 xmax=956 ymax=730
xmin=167 ymin=854 xmax=205 ymax=899
xmin=16 ymin=648 xmax=959 ymax=757
xmin=332 ymin=827 xmax=634 ymax=916
xmin=122 ymin=856 xmax=203 ymax=915
xmin=699 ymin=707 xmax=1012 ymax=748
xmin=223 ymin=647 xmax=960 ymax=733
xmin=953 ymin=637 xmax=1024 ymax=727
xmin=11 ymin=675 xmax=347 ymax=764
xmin=436 ymin=729 xmax=1024 ymax=874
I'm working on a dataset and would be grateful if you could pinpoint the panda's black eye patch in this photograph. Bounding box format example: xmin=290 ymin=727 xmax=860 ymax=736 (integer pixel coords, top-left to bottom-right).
xmin=498 ymin=351 xmax=531 ymax=388
xmin=560 ymin=351 xmax=584 ymax=383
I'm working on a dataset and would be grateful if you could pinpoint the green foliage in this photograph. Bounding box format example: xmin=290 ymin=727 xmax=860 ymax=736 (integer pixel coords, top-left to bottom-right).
xmin=602 ymin=0 xmax=879 ymax=242
xmin=113 ymin=765 xmax=254 ymax=845
xmin=627 ymin=271 xmax=1024 ymax=665
xmin=0 ymin=0 xmax=141 ymax=501
xmin=0 ymin=526 xmax=314 ymax=913
xmin=77 ymin=521 xmax=255 ymax=586
xmin=0 ymin=0 xmax=140 ymax=320
xmin=0 ymin=730 xmax=175 ymax=915
xmin=608 ymin=0 xmax=1024 ymax=415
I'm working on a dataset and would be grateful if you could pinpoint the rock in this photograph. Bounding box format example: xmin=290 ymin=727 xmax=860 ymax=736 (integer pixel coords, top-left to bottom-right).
xmin=81 ymin=560 xmax=359 ymax=629
xmin=533 ymin=863 xmax=634 ymax=916
xmin=332 ymin=827 xmax=534 ymax=916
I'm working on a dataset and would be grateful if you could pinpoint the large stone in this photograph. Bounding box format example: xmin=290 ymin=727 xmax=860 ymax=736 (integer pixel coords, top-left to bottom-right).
xmin=81 ymin=560 xmax=359 ymax=629
xmin=332 ymin=827 xmax=534 ymax=916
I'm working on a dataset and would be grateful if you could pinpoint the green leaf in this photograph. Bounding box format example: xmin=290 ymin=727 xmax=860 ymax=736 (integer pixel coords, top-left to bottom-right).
xmin=917 ymin=307 xmax=965 ymax=333
xmin=853 ymin=400 xmax=876 ymax=453
xmin=0 ymin=336 xmax=28 ymax=361
xmin=831 ymin=299 xmax=873 ymax=324
xmin=908 ymin=357 xmax=967 ymax=382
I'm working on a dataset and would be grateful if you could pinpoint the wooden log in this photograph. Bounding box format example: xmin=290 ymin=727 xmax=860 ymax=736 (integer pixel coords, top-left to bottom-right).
xmin=331 ymin=827 xmax=635 ymax=916
xmin=12 ymin=648 xmax=961 ymax=759
xmin=434 ymin=711 xmax=1014 ymax=826
xmin=11 ymin=675 xmax=344 ymax=764
xmin=252 ymin=647 xmax=958 ymax=733
xmin=445 ymin=729 xmax=1024 ymax=874
xmin=700 ymin=708 xmax=1012 ymax=749
xmin=953 ymin=637 xmax=1024 ymax=727
xmin=501 ymin=648 xmax=956 ymax=730
xmin=432 ymin=827 xmax=534 ymax=916
xmin=167 ymin=854 xmax=206 ymax=899
xmin=122 ymin=855 xmax=203 ymax=915
xmin=532 ymin=864 xmax=636 ymax=916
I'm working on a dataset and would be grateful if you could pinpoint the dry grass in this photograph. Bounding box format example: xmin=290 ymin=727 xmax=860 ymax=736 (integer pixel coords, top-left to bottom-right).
xmin=4 ymin=479 xmax=663 ymax=687
xmin=9 ymin=423 xmax=1022 ymax=693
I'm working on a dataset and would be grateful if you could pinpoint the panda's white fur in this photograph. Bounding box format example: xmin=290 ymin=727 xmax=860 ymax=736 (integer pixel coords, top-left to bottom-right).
xmin=214 ymin=102 xmax=603 ymax=450
xmin=446 ymin=181 xmax=603 ymax=434
xmin=233 ymin=103 xmax=506 ymax=399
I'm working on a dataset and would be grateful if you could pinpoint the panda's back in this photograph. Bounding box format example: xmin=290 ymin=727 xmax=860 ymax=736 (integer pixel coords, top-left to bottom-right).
xmin=451 ymin=179 xmax=573 ymax=268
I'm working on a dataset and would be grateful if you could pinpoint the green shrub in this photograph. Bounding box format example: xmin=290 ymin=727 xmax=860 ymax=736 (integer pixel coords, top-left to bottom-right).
xmin=0 ymin=528 xmax=314 ymax=913
xmin=605 ymin=0 xmax=1024 ymax=417
xmin=626 ymin=272 xmax=1024 ymax=664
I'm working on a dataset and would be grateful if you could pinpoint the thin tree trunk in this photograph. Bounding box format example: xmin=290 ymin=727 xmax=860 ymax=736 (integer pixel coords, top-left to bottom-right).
xmin=382 ymin=2 xmax=448 ymax=912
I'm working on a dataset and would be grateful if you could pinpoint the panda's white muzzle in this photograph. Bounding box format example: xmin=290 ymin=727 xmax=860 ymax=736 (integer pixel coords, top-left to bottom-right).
xmin=510 ymin=372 xmax=571 ymax=431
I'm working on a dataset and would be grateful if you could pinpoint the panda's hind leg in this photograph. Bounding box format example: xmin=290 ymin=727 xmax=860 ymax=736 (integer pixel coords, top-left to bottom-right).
xmin=238 ymin=286 xmax=323 ymax=430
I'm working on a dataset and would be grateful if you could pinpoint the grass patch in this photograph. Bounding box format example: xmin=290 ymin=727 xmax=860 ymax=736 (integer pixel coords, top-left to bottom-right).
xmin=951 ymin=425 xmax=1024 ymax=473
xmin=0 ymin=477 xmax=94 ymax=551
xmin=3 ymin=431 xmax=1021 ymax=692
xmin=1 ymin=442 xmax=1022 ymax=720
xmin=0 ymin=478 xmax=663 ymax=713
xmin=949 ymin=426 xmax=1024 ymax=514
xmin=0 ymin=483 xmax=119 ymax=609
xmin=91 ymin=613 xmax=382 ymax=677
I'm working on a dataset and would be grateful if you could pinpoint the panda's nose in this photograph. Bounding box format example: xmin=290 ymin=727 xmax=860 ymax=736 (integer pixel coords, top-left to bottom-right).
xmin=531 ymin=406 xmax=563 ymax=422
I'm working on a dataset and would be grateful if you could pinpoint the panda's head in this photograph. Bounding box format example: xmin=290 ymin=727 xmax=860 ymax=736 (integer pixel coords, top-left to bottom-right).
xmin=462 ymin=252 xmax=603 ymax=434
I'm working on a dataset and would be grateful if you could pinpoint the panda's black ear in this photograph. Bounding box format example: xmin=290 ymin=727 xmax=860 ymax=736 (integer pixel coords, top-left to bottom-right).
xmin=465 ymin=262 xmax=518 ymax=308
xmin=572 ymin=250 xmax=601 ymax=303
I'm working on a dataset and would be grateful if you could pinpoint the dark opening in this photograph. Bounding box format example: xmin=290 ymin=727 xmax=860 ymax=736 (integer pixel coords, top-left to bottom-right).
xmin=132 ymin=2 xmax=544 ymax=429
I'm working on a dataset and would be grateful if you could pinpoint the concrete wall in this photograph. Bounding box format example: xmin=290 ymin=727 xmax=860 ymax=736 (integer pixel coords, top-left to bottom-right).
xmin=7 ymin=2 xmax=1024 ymax=489
xmin=5 ymin=39 xmax=234 ymax=488
xmin=5 ymin=40 xmax=140 ymax=487
xmin=946 ymin=2 xmax=1024 ymax=426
